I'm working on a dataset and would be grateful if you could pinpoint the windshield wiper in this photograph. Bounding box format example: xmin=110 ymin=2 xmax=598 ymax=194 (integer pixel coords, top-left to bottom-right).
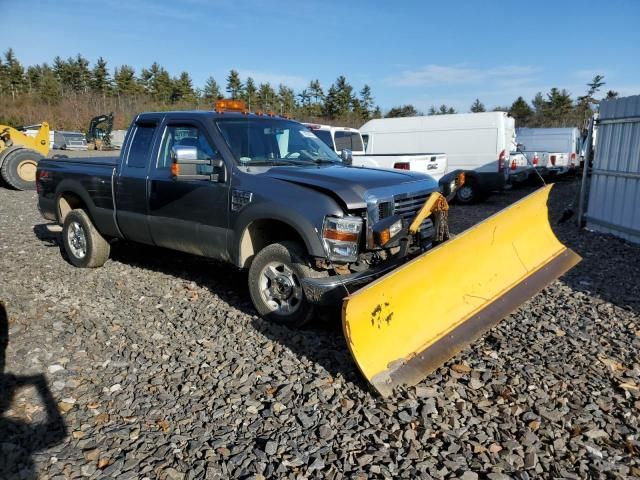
xmin=311 ymin=158 xmax=339 ymax=164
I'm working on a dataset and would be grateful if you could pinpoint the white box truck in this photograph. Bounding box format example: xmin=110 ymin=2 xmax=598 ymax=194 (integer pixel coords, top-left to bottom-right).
xmin=515 ymin=127 xmax=581 ymax=175
xmin=303 ymin=123 xmax=448 ymax=180
xmin=359 ymin=112 xmax=514 ymax=203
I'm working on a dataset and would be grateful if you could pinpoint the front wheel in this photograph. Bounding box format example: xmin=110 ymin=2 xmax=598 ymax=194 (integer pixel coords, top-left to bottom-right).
xmin=62 ymin=209 xmax=110 ymax=268
xmin=455 ymin=182 xmax=479 ymax=204
xmin=248 ymin=241 xmax=323 ymax=327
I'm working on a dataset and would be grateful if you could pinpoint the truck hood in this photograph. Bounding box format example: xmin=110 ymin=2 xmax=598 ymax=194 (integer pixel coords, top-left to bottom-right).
xmin=266 ymin=164 xmax=438 ymax=210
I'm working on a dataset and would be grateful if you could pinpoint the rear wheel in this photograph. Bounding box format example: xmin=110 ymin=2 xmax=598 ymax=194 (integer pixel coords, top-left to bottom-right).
xmin=248 ymin=241 xmax=323 ymax=327
xmin=62 ymin=209 xmax=110 ymax=268
xmin=0 ymin=148 xmax=43 ymax=190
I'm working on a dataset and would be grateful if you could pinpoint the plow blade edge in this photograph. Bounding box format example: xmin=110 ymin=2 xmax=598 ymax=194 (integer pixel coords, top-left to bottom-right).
xmin=342 ymin=185 xmax=581 ymax=396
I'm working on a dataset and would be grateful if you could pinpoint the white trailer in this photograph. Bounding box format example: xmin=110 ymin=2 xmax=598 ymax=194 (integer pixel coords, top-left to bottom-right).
xmin=359 ymin=112 xmax=514 ymax=203
xmin=516 ymin=127 xmax=581 ymax=175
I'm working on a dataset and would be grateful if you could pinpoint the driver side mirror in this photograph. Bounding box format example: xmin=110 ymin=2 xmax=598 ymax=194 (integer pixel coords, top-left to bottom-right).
xmin=171 ymin=146 xmax=226 ymax=182
xmin=340 ymin=149 xmax=353 ymax=165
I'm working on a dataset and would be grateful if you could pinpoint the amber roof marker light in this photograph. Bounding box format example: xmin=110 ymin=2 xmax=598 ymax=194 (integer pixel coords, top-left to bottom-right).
xmin=215 ymin=99 xmax=248 ymax=113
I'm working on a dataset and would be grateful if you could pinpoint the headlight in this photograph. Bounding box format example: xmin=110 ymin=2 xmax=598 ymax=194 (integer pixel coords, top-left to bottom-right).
xmin=322 ymin=216 xmax=362 ymax=262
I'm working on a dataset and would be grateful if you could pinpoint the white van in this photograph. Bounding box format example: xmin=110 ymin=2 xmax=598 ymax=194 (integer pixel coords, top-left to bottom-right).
xmin=359 ymin=112 xmax=515 ymax=203
xmin=516 ymin=127 xmax=580 ymax=175
xmin=303 ymin=123 xmax=448 ymax=180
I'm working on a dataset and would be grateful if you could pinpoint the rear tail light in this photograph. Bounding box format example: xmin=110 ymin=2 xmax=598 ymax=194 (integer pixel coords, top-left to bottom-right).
xmin=35 ymin=169 xmax=49 ymax=194
xmin=394 ymin=162 xmax=410 ymax=170
xmin=498 ymin=149 xmax=505 ymax=172
xmin=510 ymin=159 xmax=517 ymax=170
xmin=570 ymin=152 xmax=576 ymax=167
xmin=550 ymin=155 xmax=556 ymax=166
xmin=532 ymin=153 xmax=539 ymax=166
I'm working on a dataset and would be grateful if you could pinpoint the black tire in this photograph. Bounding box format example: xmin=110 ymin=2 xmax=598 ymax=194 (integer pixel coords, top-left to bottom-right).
xmin=455 ymin=181 xmax=479 ymax=204
xmin=0 ymin=148 xmax=43 ymax=190
xmin=248 ymin=241 xmax=324 ymax=327
xmin=62 ymin=209 xmax=110 ymax=268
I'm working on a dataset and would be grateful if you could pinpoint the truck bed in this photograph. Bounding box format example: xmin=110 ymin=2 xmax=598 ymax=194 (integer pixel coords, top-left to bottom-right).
xmin=37 ymin=155 xmax=120 ymax=237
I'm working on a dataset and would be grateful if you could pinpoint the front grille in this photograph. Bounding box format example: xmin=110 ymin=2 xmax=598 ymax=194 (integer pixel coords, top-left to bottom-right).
xmin=393 ymin=193 xmax=434 ymax=237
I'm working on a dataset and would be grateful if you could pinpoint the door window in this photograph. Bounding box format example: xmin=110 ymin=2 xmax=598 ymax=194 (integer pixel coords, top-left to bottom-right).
xmin=158 ymin=125 xmax=220 ymax=174
xmin=127 ymin=124 xmax=157 ymax=168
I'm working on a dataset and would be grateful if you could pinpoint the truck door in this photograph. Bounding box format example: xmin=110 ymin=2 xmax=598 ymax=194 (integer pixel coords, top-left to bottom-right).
xmin=114 ymin=119 xmax=160 ymax=245
xmin=147 ymin=120 xmax=229 ymax=259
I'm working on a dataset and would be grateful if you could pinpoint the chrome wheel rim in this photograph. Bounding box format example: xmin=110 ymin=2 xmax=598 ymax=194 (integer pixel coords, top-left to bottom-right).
xmin=258 ymin=262 xmax=303 ymax=315
xmin=67 ymin=221 xmax=87 ymax=259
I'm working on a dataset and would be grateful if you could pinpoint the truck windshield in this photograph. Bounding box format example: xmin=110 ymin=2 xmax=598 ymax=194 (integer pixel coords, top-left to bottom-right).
xmin=216 ymin=118 xmax=341 ymax=166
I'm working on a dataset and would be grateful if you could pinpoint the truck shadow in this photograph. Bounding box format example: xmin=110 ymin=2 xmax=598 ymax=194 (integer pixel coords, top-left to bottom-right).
xmin=0 ymin=301 xmax=68 ymax=479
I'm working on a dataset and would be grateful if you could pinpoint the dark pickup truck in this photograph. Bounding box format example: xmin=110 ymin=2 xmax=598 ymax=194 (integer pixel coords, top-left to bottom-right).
xmin=37 ymin=109 xmax=461 ymax=326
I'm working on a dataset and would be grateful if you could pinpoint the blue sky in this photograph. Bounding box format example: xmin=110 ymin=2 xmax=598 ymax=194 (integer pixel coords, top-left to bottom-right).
xmin=3 ymin=0 xmax=640 ymax=112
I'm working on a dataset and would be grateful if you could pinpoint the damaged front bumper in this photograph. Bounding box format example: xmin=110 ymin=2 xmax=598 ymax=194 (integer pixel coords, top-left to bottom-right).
xmin=301 ymin=258 xmax=405 ymax=305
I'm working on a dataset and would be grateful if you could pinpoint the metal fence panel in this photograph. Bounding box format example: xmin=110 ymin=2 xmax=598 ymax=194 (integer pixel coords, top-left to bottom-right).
xmin=586 ymin=95 xmax=640 ymax=244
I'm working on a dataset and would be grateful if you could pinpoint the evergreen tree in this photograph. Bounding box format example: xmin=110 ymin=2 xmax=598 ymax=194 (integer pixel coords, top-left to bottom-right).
xmin=243 ymin=76 xmax=257 ymax=109
xmin=323 ymin=85 xmax=340 ymax=118
xmin=470 ymin=98 xmax=485 ymax=113
xmin=509 ymin=96 xmax=533 ymax=125
xmin=172 ymin=71 xmax=196 ymax=102
xmin=277 ymin=84 xmax=296 ymax=115
xmin=358 ymin=85 xmax=374 ymax=119
xmin=332 ymin=76 xmax=354 ymax=116
xmin=91 ymin=57 xmax=111 ymax=94
xmin=297 ymin=88 xmax=311 ymax=107
xmin=386 ymin=105 xmax=419 ymax=117
xmin=545 ymin=88 xmax=573 ymax=124
xmin=202 ymin=76 xmax=222 ymax=101
xmin=140 ymin=62 xmax=173 ymax=102
xmin=226 ymin=69 xmax=243 ymax=99
xmin=257 ymin=82 xmax=276 ymax=110
xmin=4 ymin=48 xmax=25 ymax=100
xmin=39 ymin=68 xmax=63 ymax=104
xmin=308 ymin=79 xmax=324 ymax=104
xmin=114 ymin=65 xmax=140 ymax=96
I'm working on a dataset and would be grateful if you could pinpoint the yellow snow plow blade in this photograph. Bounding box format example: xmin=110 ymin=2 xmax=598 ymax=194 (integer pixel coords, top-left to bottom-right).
xmin=342 ymin=185 xmax=581 ymax=396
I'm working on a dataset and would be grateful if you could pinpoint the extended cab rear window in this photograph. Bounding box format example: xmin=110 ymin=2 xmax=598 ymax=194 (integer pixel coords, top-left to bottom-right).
xmin=334 ymin=131 xmax=364 ymax=152
xmin=127 ymin=124 xmax=156 ymax=168
xmin=313 ymin=130 xmax=333 ymax=149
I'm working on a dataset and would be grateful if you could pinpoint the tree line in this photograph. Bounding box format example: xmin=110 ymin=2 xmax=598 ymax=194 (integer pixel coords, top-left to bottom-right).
xmin=0 ymin=48 xmax=619 ymax=132
xmin=389 ymin=75 xmax=617 ymax=131
xmin=0 ymin=48 xmax=381 ymax=131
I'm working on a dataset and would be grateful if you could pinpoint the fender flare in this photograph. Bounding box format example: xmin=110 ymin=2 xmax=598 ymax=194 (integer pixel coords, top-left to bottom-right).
xmin=54 ymin=178 xmax=100 ymax=223
xmin=231 ymin=203 xmax=329 ymax=268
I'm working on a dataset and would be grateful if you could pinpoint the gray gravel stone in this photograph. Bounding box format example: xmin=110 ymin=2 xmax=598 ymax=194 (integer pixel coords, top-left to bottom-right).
xmin=1 ymin=180 xmax=639 ymax=479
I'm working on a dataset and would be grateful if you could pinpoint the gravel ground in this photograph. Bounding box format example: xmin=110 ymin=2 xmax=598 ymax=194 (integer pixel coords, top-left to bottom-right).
xmin=0 ymin=178 xmax=638 ymax=479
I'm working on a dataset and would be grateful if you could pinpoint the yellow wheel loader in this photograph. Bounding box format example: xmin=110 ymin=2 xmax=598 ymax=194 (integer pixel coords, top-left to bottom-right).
xmin=342 ymin=185 xmax=580 ymax=396
xmin=0 ymin=123 xmax=50 ymax=190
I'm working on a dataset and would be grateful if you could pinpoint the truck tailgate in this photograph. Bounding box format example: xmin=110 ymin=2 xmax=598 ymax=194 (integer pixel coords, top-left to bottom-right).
xmin=352 ymin=154 xmax=448 ymax=180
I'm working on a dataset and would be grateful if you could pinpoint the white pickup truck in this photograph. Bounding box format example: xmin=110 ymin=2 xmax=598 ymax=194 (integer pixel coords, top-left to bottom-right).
xmin=303 ymin=123 xmax=448 ymax=180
